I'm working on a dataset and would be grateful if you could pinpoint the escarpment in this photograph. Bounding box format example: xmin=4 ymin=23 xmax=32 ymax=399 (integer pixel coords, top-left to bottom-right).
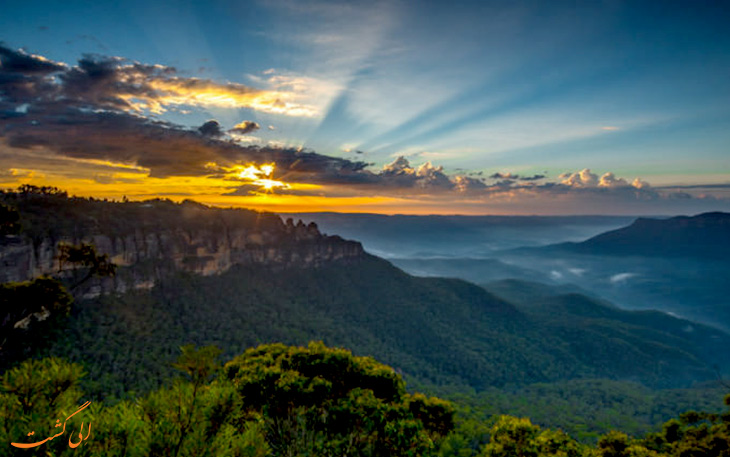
xmin=0 ymin=190 xmax=365 ymax=293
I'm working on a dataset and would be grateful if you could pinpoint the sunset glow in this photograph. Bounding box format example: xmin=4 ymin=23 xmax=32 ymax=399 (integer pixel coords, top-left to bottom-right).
xmin=1 ymin=1 xmax=728 ymax=214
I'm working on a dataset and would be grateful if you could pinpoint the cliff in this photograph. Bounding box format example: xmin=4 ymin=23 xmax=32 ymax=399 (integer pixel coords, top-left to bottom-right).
xmin=0 ymin=188 xmax=365 ymax=292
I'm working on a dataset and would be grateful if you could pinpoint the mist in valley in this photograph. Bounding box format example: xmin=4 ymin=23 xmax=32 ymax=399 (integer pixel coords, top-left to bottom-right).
xmin=295 ymin=212 xmax=730 ymax=332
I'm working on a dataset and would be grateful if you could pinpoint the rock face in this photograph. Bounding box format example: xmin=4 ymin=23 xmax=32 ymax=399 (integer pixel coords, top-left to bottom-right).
xmin=0 ymin=191 xmax=365 ymax=292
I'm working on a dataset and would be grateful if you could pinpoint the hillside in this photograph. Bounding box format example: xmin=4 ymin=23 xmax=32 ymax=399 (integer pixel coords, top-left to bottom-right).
xmin=485 ymin=279 xmax=730 ymax=382
xmin=46 ymin=255 xmax=730 ymax=400
xmin=554 ymin=212 xmax=730 ymax=258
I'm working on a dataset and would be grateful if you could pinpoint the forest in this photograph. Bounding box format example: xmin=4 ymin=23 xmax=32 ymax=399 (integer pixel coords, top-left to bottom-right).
xmin=1 ymin=186 xmax=729 ymax=456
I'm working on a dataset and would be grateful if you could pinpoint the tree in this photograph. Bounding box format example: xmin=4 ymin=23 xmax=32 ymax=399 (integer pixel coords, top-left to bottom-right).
xmin=0 ymin=358 xmax=86 ymax=457
xmin=480 ymin=416 xmax=585 ymax=457
xmin=57 ymin=242 xmax=116 ymax=290
xmin=224 ymin=341 xmax=455 ymax=456
xmin=0 ymin=277 xmax=73 ymax=368
xmin=0 ymin=203 xmax=20 ymax=236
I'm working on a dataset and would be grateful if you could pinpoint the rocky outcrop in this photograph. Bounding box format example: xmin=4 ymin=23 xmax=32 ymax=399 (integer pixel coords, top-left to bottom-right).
xmin=0 ymin=195 xmax=365 ymax=293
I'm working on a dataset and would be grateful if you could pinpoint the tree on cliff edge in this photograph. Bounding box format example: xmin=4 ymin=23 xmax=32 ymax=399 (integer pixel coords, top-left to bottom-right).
xmin=57 ymin=242 xmax=117 ymax=290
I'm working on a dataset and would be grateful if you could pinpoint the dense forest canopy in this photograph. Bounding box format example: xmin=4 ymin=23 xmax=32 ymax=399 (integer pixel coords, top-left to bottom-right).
xmin=1 ymin=186 xmax=729 ymax=455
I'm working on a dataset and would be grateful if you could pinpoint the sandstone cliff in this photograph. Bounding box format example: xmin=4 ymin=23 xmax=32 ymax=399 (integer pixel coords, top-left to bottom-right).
xmin=0 ymin=190 xmax=365 ymax=293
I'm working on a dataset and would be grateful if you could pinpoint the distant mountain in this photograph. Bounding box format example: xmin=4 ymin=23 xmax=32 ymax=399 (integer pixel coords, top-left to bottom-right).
xmin=497 ymin=213 xmax=730 ymax=329
xmin=289 ymin=212 xmax=634 ymax=258
xmin=552 ymin=212 xmax=730 ymax=258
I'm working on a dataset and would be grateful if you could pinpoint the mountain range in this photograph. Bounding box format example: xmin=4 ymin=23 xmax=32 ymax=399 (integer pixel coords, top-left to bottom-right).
xmin=540 ymin=212 xmax=730 ymax=259
xmin=2 ymin=188 xmax=729 ymax=402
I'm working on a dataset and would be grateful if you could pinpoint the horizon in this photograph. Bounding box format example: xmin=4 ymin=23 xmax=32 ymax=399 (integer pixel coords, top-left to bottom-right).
xmin=1 ymin=1 xmax=729 ymax=215
xmin=1 ymin=184 xmax=707 ymax=219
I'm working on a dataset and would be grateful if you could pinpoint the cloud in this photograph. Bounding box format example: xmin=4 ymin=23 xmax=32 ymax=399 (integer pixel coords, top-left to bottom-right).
xmin=560 ymin=168 xmax=599 ymax=187
xmin=559 ymin=169 xmax=653 ymax=191
xmin=224 ymin=184 xmax=324 ymax=198
xmin=0 ymin=102 xmax=372 ymax=180
xmin=0 ymin=45 xmax=372 ymax=179
xmin=229 ymin=120 xmax=260 ymax=135
xmin=378 ymin=156 xmax=454 ymax=190
xmin=198 ymin=120 xmax=224 ymax=137
xmin=568 ymin=268 xmax=586 ymax=276
xmin=454 ymin=175 xmax=487 ymax=192
xmin=550 ymin=270 xmax=563 ymax=280
xmin=489 ymin=172 xmax=545 ymax=181
xmin=490 ymin=172 xmax=517 ymax=180
xmin=0 ymin=45 xmax=317 ymax=117
xmin=598 ymin=172 xmax=629 ymax=188
xmin=0 ymin=44 xmax=66 ymax=74
xmin=222 ymin=183 xmax=266 ymax=197
xmin=610 ymin=272 xmax=638 ymax=284
xmin=520 ymin=174 xmax=546 ymax=181
xmin=632 ymin=178 xmax=650 ymax=189
xmin=1 ymin=44 xmax=728 ymax=212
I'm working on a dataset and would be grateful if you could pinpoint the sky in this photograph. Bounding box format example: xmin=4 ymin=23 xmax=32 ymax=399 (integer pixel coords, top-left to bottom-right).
xmin=1 ymin=0 xmax=729 ymax=215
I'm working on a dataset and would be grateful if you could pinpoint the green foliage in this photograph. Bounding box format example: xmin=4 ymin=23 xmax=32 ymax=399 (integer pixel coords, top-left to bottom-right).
xmin=444 ymin=380 xmax=728 ymax=444
xmin=634 ymin=398 xmax=730 ymax=457
xmin=0 ymin=276 xmax=73 ymax=368
xmin=0 ymin=358 xmax=86 ymax=456
xmin=224 ymin=341 xmax=455 ymax=456
xmin=479 ymin=416 xmax=585 ymax=457
xmin=3 ymin=186 xmax=730 ymax=455
xmin=172 ymin=344 xmax=222 ymax=387
xmin=1 ymin=346 xmax=729 ymax=457
xmin=1 ymin=343 xmax=456 ymax=456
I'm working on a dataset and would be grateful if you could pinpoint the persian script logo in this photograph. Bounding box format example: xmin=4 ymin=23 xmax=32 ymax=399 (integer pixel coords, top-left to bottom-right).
xmin=10 ymin=401 xmax=92 ymax=449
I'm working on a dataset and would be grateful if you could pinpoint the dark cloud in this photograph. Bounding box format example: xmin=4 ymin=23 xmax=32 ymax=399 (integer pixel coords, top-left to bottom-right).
xmin=454 ymin=175 xmax=487 ymax=192
xmin=224 ymin=185 xmax=325 ymax=197
xmin=229 ymin=120 xmax=260 ymax=135
xmin=489 ymin=172 xmax=545 ymax=181
xmin=0 ymin=45 xmax=367 ymax=180
xmin=0 ymin=44 xmax=67 ymax=104
xmin=520 ymin=174 xmax=546 ymax=181
xmin=1 ymin=104 xmax=373 ymax=179
xmin=0 ymin=44 xmax=66 ymax=74
xmin=493 ymin=179 xmax=516 ymax=188
xmin=1 ymin=45 xmax=726 ymax=207
xmin=222 ymin=184 xmax=262 ymax=197
xmin=658 ymin=184 xmax=730 ymax=190
xmin=58 ymin=54 xmax=177 ymax=112
xmin=1 ymin=45 xmax=314 ymax=117
xmin=489 ymin=172 xmax=516 ymax=180
xmin=198 ymin=120 xmax=224 ymax=137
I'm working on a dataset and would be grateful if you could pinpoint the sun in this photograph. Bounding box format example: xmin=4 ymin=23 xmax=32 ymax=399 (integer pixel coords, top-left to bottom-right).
xmin=232 ymin=163 xmax=290 ymax=193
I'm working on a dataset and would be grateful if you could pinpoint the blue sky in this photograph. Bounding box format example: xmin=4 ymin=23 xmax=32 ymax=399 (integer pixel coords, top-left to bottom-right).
xmin=1 ymin=0 xmax=729 ymax=214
